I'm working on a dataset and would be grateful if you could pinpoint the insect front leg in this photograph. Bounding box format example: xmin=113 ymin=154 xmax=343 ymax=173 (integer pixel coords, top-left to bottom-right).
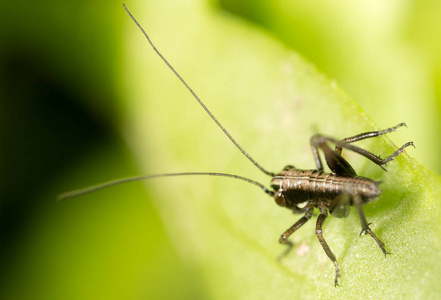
xmin=353 ymin=195 xmax=388 ymax=256
xmin=315 ymin=207 xmax=341 ymax=286
xmin=278 ymin=207 xmax=313 ymax=259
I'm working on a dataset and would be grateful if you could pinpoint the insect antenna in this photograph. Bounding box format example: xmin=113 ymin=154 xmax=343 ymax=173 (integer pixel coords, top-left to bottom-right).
xmin=122 ymin=3 xmax=274 ymax=177
xmin=58 ymin=172 xmax=274 ymax=201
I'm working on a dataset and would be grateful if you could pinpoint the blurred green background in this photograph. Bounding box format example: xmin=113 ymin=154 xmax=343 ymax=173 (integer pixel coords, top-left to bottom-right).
xmin=1 ymin=0 xmax=440 ymax=299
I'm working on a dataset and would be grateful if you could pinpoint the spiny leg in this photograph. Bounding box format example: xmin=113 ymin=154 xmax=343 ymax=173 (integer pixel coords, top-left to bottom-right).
xmin=353 ymin=195 xmax=388 ymax=256
xmin=278 ymin=208 xmax=313 ymax=260
xmin=309 ymin=123 xmax=406 ymax=172
xmin=332 ymin=123 xmax=414 ymax=169
xmin=311 ymin=134 xmax=414 ymax=172
xmin=334 ymin=123 xmax=407 ymax=154
xmin=316 ymin=208 xmax=340 ymax=286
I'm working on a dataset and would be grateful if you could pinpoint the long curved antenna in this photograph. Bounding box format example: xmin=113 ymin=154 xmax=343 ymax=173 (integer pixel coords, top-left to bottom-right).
xmin=123 ymin=3 xmax=274 ymax=177
xmin=58 ymin=172 xmax=274 ymax=201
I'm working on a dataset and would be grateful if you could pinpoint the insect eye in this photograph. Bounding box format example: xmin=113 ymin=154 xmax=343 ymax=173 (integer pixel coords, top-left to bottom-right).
xmin=274 ymin=191 xmax=286 ymax=207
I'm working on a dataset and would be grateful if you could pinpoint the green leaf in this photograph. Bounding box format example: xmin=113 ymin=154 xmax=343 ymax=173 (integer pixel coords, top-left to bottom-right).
xmin=121 ymin=0 xmax=441 ymax=298
xmin=7 ymin=0 xmax=439 ymax=299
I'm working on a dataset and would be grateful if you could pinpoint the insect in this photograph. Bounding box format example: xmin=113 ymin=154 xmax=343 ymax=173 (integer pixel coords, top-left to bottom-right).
xmin=59 ymin=3 xmax=414 ymax=286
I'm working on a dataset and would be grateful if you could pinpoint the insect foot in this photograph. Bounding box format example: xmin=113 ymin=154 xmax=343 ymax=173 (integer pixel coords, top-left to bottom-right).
xmin=380 ymin=142 xmax=415 ymax=170
xmin=360 ymin=224 xmax=389 ymax=257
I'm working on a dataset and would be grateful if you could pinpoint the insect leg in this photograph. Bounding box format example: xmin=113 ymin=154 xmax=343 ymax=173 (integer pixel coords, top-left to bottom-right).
xmin=328 ymin=194 xmax=351 ymax=218
xmin=334 ymin=123 xmax=407 ymax=154
xmin=311 ymin=134 xmax=414 ymax=172
xmin=310 ymin=135 xmax=357 ymax=176
xmin=353 ymin=195 xmax=388 ymax=256
xmin=316 ymin=208 xmax=340 ymax=286
xmin=278 ymin=208 xmax=313 ymax=259
xmin=310 ymin=141 xmax=324 ymax=171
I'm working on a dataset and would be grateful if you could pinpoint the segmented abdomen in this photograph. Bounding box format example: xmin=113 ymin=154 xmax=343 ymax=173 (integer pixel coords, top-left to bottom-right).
xmin=270 ymin=169 xmax=381 ymax=203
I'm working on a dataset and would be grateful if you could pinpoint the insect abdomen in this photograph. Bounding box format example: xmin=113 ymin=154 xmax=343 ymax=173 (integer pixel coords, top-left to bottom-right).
xmin=276 ymin=170 xmax=339 ymax=201
xmin=271 ymin=168 xmax=381 ymax=206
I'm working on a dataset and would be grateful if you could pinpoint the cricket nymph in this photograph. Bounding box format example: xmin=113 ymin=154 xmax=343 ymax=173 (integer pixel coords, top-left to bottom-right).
xmin=264 ymin=126 xmax=413 ymax=286
xmin=59 ymin=4 xmax=415 ymax=287
xmin=271 ymin=167 xmax=382 ymax=209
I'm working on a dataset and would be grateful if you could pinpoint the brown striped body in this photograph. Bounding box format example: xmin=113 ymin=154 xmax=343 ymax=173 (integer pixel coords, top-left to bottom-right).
xmin=270 ymin=166 xmax=381 ymax=209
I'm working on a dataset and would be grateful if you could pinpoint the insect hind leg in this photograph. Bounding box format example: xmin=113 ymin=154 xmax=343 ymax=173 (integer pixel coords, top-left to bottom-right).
xmin=335 ymin=123 xmax=414 ymax=170
xmin=334 ymin=123 xmax=407 ymax=154
xmin=310 ymin=135 xmax=358 ymax=176
xmin=311 ymin=125 xmax=414 ymax=173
